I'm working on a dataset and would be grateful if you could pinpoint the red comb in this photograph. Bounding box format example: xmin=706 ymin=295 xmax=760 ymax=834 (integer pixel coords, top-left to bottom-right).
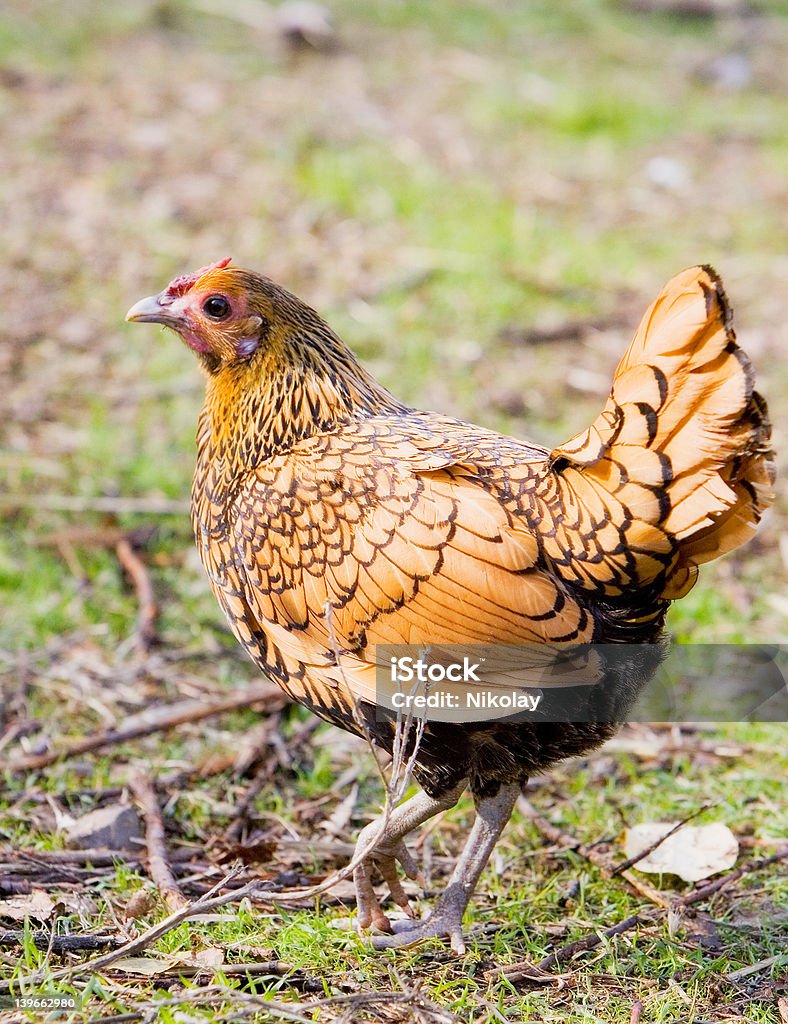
xmin=164 ymin=257 xmax=232 ymax=298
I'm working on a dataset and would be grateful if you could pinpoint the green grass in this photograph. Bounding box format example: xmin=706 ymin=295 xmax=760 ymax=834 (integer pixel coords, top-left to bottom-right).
xmin=1 ymin=0 xmax=786 ymax=1020
xmin=2 ymin=723 xmax=786 ymax=1021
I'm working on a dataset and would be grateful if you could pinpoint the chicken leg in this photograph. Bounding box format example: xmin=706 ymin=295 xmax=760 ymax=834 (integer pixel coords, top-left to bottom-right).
xmin=362 ymin=781 xmax=522 ymax=954
xmin=353 ymin=781 xmax=467 ymax=935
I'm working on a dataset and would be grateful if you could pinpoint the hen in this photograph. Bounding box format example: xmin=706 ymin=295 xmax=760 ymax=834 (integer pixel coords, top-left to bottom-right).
xmin=127 ymin=262 xmax=773 ymax=952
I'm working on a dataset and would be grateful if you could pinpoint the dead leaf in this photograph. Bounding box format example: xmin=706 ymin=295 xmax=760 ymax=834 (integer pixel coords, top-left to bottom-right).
xmin=682 ymin=911 xmax=723 ymax=951
xmin=214 ymin=837 xmax=276 ymax=865
xmin=110 ymin=956 xmax=174 ymax=976
xmin=625 ymin=822 xmax=738 ymax=882
xmin=109 ymin=946 xmax=225 ymax=976
xmin=234 ymin=943 xmax=275 ymax=959
xmin=176 ymin=946 xmax=225 ymax=969
xmin=124 ymin=890 xmax=156 ymax=920
xmin=0 ymin=888 xmax=56 ymax=922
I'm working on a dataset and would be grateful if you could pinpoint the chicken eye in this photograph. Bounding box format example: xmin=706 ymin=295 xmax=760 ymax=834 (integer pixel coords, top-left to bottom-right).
xmin=202 ymin=295 xmax=231 ymax=320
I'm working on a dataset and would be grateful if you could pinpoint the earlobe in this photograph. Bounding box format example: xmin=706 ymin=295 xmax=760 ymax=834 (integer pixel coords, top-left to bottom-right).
xmin=236 ymin=336 xmax=259 ymax=357
xmin=236 ymin=316 xmax=263 ymax=358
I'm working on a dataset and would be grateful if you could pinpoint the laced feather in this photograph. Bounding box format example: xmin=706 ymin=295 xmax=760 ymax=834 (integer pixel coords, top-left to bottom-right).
xmin=548 ymin=265 xmax=774 ymax=599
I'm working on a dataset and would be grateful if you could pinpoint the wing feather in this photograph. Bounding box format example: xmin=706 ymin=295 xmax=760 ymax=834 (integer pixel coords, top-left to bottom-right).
xmin=225 ymin=430 xmax=592 ymax=713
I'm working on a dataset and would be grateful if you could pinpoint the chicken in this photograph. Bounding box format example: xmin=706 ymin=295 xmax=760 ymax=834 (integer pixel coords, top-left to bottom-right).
xmin=127 ymin=261 xmax=774 ymax=952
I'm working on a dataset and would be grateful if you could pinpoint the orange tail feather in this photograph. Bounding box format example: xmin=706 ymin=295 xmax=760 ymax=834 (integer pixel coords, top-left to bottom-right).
xmin=546 ymin=266 xmax=775 ymax=599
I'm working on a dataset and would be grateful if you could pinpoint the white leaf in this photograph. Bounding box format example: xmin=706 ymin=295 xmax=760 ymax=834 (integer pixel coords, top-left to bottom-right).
xmin=625 ymin=822 xmax=738 ymax=882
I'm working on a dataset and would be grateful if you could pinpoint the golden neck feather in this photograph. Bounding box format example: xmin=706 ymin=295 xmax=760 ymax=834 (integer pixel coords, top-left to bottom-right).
xmin=195 ymin=322 xmax=404 ymax=484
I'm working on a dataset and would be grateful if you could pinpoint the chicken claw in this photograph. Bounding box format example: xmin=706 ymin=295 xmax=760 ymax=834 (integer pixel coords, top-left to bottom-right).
xmin=363 ymin=782 xmax=521 ymax=954
xmin=353 ymin=836 xmax=420 ymax=933
xmin=351 ymin=784 xmax=466 ymax=936
xmin=371 ymin=899 xmax=467 ymax=955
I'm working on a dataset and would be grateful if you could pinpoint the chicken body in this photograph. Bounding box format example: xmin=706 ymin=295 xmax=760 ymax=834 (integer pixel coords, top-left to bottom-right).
xmin=127 ymin=262 xmax=773 ymax=951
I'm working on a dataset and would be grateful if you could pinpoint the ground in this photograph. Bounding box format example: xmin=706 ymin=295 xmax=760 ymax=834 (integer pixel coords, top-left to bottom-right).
xmin=0 ymin=0 xmax=786 ymax=1021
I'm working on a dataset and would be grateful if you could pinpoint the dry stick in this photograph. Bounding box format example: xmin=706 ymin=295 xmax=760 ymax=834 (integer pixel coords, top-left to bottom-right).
xmin=2 ymin=683 xmax=285 ymax=773
xmin=3 ymin=846 xmax=196 ymax=867
xmin=128 ymin=768 xmax=188 ymax=913
xmin=223 ymin=711 xmax=290 ymax=843
xmin=34 ymin=524 xmax=156 ymax=550
xmin=101 ymin=961 xmax=323 ymax=989
xmin=162 ymin=962 xmax=302 ymax=979
xmin=0 ymin=867 xmax=254 ymax=994
xmin=85 ymin=1015 xmax=144 ymax=1024
xmin=726 ymin=952 xmax=788 ymax=982
xmin=223 ymin=765 xmax=275 ymax=845
xmin=19 ymin=750 xmax=269 ymax=813
xmin=0 ymin=931 xmax=122 ymax=953
xmin=115 ymin=538 xmax=158 ymax=651
xmin=630 ymin=999 xmax=645 ymax=1024
xmin=504 ymin=914 xmax=648 ymax=982
xmin=222 ymin=714 xmax=322 ymax=844
xmin=132 ymin=989 xmax=315 ymax=1024
xmin=518 ymin=797 xmax=606 ymax=864
xmin=123 ymin=977 xmax=463 ymax=1024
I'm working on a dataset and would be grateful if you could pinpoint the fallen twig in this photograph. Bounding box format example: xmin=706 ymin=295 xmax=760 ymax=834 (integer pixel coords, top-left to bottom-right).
xmin=100 ymin=975 xmax=463 ymax=1024
xmin=519 ymin=796 xmax=671 ymax=909
xmin=223 ymin=713 xmax=322 ymax=844
xmin=2 ymin=683 xmax=286 ymax=773
xmin=128 ymin=768 xmax=188 ymax=912
xmin=0 ymin=867 xmax=252 ymax=993
xmin=223 ymin=770 xmax=275 ymax=846
xmin=534 ymin=913 xmax=645 ymax=976
xmin=630 ymin=999 xmax=645 ymax=1024
xmin=102 ymin=959 xmax=323 ymax=990
xmin=0 ymin=719 xmax=40 ymax=754
xmin=34 ymin=524 xmax=156 ymax=550
xmin=0 ymin=931 xmax=122 ymax=953
xmin=518 ymin=796 xmax=605 ymax=865
xmin=2 ymin=846 xmax=195 ymax=868
xmin=627 ymin=0 xmax=751 ymax=18
xmin=498 ymin=312 xmax=628 ymax=347
xmin=725 ymin=951 xmax=788 ymax=982
xmin=85 ymin=1016 xmax=144 ymax=1024
xmin=115 ymin=538 xmax=158 ymax=651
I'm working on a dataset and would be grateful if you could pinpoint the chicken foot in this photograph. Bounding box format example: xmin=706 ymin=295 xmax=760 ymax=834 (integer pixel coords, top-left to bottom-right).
xmin=371 ymin=781 xmax=521 ymax=954
xmin=353 ymin=781 xmax=467 ymax=935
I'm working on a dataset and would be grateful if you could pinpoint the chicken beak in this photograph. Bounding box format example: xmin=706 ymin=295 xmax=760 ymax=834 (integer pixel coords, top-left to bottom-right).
xmin=125 ymin=294 xmax=182 ymax=327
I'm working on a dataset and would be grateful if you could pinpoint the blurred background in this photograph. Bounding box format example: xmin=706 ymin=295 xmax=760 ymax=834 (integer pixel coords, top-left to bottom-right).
xmin=2 ymin=0 xmax=786 ymax=658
